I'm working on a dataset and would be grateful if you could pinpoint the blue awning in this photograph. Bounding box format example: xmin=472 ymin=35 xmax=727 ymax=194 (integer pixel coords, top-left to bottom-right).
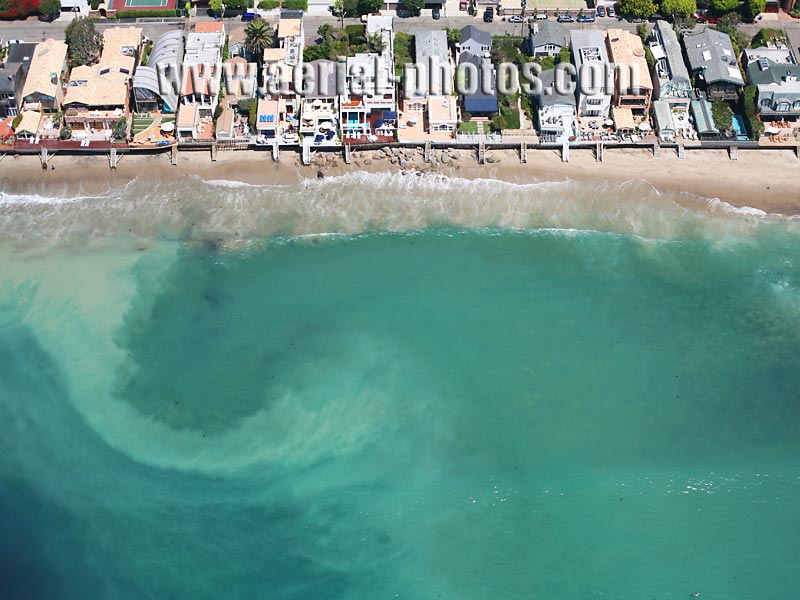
xmin=382 ymin=110 xmax=397 ymax=119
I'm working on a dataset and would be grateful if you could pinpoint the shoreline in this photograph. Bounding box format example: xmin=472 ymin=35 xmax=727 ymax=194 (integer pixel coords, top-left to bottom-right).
xmin=1 ymin=147 xmax=799 ymax=215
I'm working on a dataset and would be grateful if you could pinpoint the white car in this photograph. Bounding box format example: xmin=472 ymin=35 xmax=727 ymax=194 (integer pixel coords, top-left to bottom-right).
xmin=534 ymin=12 xmax=547 ymax=19
xmin=2 ymin=39 xmax=24 ymax=48
xmin=508 ymin=14 xmax=523 ymax=22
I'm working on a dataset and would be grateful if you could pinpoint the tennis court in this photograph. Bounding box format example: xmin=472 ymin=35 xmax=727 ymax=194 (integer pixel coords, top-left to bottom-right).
xmin=108 ymin=0 xmax=178 ymax=10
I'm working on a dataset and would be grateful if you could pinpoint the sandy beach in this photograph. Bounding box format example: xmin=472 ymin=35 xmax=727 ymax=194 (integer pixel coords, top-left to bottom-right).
xmin=1 ymin=146 xmax=798 ymax=215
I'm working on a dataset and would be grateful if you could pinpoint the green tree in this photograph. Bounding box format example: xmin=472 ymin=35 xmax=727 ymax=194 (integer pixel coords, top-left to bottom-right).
xmin=245 ymin=20 xmax=275 ymax=67
xmin=64 ymin=17 xmax=103 ymax=67
xmin=744 ymin=0 xmax=765 ymax=19
xmin=399 ymin=0 xmax=424 ymax=16
xmin=711 ymin=99 xmax=733 ymax=134
xmin=366 ymin=31 xmax=386 ymax=54
xmin=660 ymin=0 xmax=696 ymax=16
xmin=357 ymin=0 xmax=381 ymax=13
xmin=618 ymin=0 xmax=657 ymax=18
xmin=446 ymin=27 xmax=460 ymax=46
xmin=710 ymin=0 xmax=738 ymax=13
xmin=741 ymin=85 xmax=763 ymax=138
xmin=209 ymin=0 xmax=223 ymax=14
xmin=557 ymin=45 xmax=570 ymax=64
xmin=112 ymin=116 xmax=128 ymax=140
xmin=39 ymin=0 xmax=62 ymax=16
xmin=330 ymin=0 xmax=344 ymax=27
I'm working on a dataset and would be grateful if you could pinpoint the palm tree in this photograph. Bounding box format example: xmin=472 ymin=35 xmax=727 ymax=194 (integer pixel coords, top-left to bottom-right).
xmin=245 ymin=20 xmax=275 ymax=67
xmin=366 ymin=32 xmax=386 ymax=55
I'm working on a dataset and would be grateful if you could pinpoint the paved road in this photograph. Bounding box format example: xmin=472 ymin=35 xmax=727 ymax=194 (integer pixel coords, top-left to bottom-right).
xmin=2 ymin=12 xmax=800 ymax=45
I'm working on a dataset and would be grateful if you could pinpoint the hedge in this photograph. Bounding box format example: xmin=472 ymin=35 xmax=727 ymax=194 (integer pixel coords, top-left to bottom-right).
xmin=258 ymin=0 xmax=279 ymax=8
xmin=281 ymin=0 xmax=307 ymax=10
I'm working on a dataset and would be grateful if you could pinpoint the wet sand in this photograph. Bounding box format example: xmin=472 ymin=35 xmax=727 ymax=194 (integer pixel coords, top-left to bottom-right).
xmin=1 ymin=146 xmax=798 ymax=215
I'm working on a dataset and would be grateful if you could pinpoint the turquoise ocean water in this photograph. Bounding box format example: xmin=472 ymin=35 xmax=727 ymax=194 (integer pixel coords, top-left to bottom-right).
xmin=0 ymin=173 xmax=799 ymax=599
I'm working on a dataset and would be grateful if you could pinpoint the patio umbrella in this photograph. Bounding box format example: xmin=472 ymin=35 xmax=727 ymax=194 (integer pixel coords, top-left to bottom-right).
xmin=160 ymin=122 xmax=175 ymax=132
xmin=604 ymin=118 xmax=614 ymax=126
xmin=638 ymin=122 xmax=652 ymax=131
xmin=765 ymin=126 xmax=780 ymax=134
xmin=318 ymin=121 xmax=332 ymax=131
xmin=408 ymin=115 xmax=419 ymax=125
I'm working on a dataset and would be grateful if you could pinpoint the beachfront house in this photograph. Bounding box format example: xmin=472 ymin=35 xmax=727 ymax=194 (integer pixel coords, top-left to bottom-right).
xmin=534 ymin=68 xmax=577 ymax=144
xmin=456 ymin=26 xmax=498 ymax=118
xmin=684 ymin=29 xmax=743 ymax=101
xmin=299 ymin=59 xmax=339 ymax=145
xmin=21 ymin=39 xmax=69 ymax=114
xmin=0 ymin=43 xmax=35 ymax=119
xmin=571 ymin=29 xmax=612 ymax=119
xmin=177 ymin=28 xmax=225 ymax=140
xmin=652 ymin=99 xmax=676 ymax=141
xmin=400 ymin=30 xmax=456 ymax=140
xmin=690 ymin=98 xmax=720 ymax=138
xmin=256 ymin=97 xmax=280 ymax=139
xmin=132 ymin=30 xmax=184 ymax=114
xmin=340 ymin=16 xmax=397 ymax=143
xmin=63 ymin=27 xmax=142 ymax=141
xmin=606 ymin=29 xmax=653 ymax=135
xmin=649 ymin=21 xmax=692 ymax=111
xmin=0 ymin=63 xmax=24 ymax=119
xmin=744 ymin=47 xmax=800 ymax=122
xmin=528 ymin=20 xmax=566 ymax=58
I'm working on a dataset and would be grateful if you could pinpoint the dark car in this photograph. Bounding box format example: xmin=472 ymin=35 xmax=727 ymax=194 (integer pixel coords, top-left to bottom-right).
xmin=432 ymin=6 xmax=441 ymax=18
xmin=557 ymin=13 xmax=574 ymax=21
xmin=242 ymin=11 xmax=260 ymax=21
xmin=649 ymin=13 xmax=669 ymax=21
xmin=606 ymin=5 xmax=615 ymax=17
xmin=483 ymin=7 xmax=494 ymax=21
xmin=577 ymin=12 xmax=596 ymax=22
xmin=596 ymin=4 xmax=605 ymax=16
xmin=627 ymin=14 xmax=643 ymax=22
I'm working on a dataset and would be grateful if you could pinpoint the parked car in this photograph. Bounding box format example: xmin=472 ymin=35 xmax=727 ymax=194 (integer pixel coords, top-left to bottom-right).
xmin=606 ymin=5 xmax=615 ymax=17
xmin=627 ymin=14 xmax=643 ymax=22
xmin=459 ymin=0 xmax=468 ymax=10
xmin=534 ymin=11 xmax=548 ymax=19
xmin=649 ymin=13 xmax=669 ymax=21
xmin=241 ymin=11 xmax=260 ymax=21
xmin=508 ymin=14 xmax=523 ymax=22
xmin=483 ymin=6 xmax=494 ymax=21
xmin=432 ymin=6 xmax=441 ymax=18
xmin=577 ymin=12 xmax=596 ymax=22
xmin=596 ymin=4 xmax=605 ymax=16
xmin=557 ymin=13 xmax=574 ymax=21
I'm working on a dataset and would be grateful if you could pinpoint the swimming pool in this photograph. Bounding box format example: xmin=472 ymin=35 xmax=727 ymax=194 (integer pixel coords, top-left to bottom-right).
xmin=732 ymin=114 xmax=750 ymax=141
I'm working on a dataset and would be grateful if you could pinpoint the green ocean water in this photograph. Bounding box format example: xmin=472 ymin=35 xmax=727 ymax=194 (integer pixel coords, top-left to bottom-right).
xmin=1 ymin=175 xmax=799 ymax=599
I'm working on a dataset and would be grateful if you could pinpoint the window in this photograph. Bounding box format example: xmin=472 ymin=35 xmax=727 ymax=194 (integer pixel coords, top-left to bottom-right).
xmin=793 ymin=100 xmax=800 ymax=111
xmin=777 ymin=102 xmax=790 ymax=112
xmin=587 ymin=98 xmax=602 ymax=106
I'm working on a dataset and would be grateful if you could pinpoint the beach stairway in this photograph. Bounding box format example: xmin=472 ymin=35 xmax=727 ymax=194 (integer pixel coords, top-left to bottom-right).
xmin=344 ymin=143 xmax=352 ymax=164
xmin=271 ymin=141 xmax=280 ymax=162
xmin=729 ymin=145 xmax=738 ymax=161
xmin=678 ymin=144 xmax=685 ymax=160
xmin=595 ymin=141 xmax=603 ymax=162
xmin=478 ymin=140 xmax=486 ymax=164
xmin=520 ymin=141 xmax=527 ymax=163
xmin=561 ymin=138 xmax=569 ymax=162
xmin=653 ymin=142 xmax=661 ymax=158
xmin=39 ymin=147 xmax=50 ymax=169
xmin=171 ymin=145 xmax=178 ymax=166
xmin=424 ymin=140 xmax=431 ymax=163
xmin=108 ymin=147 xmax=118 ymax=170
xmin=302 ymin=138 xmax=311 ymax=165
